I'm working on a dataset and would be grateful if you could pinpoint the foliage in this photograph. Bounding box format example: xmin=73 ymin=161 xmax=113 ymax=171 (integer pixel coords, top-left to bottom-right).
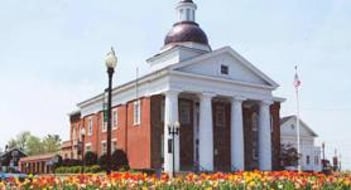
xmin=84 ymin=151 xmax=98 ymax=166
xmin=6 ymin=131 xmax=61 ymax=156
xmin=54 ymin=165 xmax=102 ymax=174
xmin=15 ymin=131 xmax=31 ymax=151
xmin=280 ymin=143 xmax=300 ymax=168
xmin=61 ymin=159 xmax=82 ymax=167
xmin=26 ymin=136 xmax=44 ymax=156
xmin=111 ymin=149 xmax=130 ymax=171
xmin=6 ymin=138 xmax=18 ymax=150
xmin=97 ymin=154 xmax=107 ymax=170
xmin=42 ymin=134 xmax=61 ymax=153
xmin=1 ymin=171 xmax=351 ymax=189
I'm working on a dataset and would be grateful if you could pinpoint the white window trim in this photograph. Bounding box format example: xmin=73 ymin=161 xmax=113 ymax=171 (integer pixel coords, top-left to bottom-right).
xmin=112 ymin=108 xmax=118 ymax=130
xmin=112 ymin=138 xmax=117 ymax=151
xmin=88 ymin=118 xmax=93 ymax=136
xmin=101 ymin=140 xmax=107 ymax=155
xmin=85 ymin=143 xmax=92 ymax=152
xmin=102 ymin=113 xmax=107 ymax=133
xmin=133 ymin=100 xmax=141 ymax=125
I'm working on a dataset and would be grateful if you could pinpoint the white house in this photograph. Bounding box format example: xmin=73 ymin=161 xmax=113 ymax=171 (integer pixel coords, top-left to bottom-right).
xmin=280 ymin=115 xmax=322 ymax=171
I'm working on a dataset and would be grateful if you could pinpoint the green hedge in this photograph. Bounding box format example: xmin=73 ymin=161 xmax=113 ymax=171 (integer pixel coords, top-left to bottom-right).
xmin=54 ymin=165 xmax=103 ymax=174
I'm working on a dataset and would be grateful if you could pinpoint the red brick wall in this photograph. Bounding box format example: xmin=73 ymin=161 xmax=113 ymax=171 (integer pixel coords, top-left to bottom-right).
xmin=127 ymin=97 xmax=152 ymax=169
xmin=150 ymin=95 xmax=164 ymax=169
xmin=271 ymin=102 xmax=281 ymax=170
xmin=69 ymin=99 xmax=281 ymax=171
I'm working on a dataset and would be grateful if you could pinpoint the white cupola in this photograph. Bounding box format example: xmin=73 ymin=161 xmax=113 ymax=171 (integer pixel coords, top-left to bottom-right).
xmin=176 ymin=0 xmax=197 ymax=22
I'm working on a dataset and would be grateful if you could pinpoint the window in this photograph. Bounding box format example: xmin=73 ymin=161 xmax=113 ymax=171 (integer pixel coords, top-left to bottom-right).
xmin=112 ymin=140 xmax=117 ymax=152
xmin=179 ymin=101 xmax=191 ymax=125
xmin=102 ymin=113 xmax=107 ymax=132
xmin=252 ymin=147 xmax=258 ymax=161
xmin=101 ymin=141 xmax=107 ymax=154
xmin=251 ymin=112 xmax=258 ymax=131
xmin=179 ymin=9 xmax=184 ymax=20
xmin=220 ymin=65 xmax=229 ymax=75
xmin=186 ymin=9 xmax=191 ymax=20
xmin=88 ymin=118 xmax=93 ymax=136
xmin=112 ymin=109 xmax=118 ymax=129
xmin=72 ymin=128 xmax=77 ymax=140
xmin=291 ymin=124 xmax=295 ymax=130
xmin=86 ymin=144 xmax=92 ymax=152
xmin=133 ymin=100 xmax=141 ymax=125
xmin=215 ymin=105 xmax=226 ymax=127
xmin=314 ymin=156 xmax=319 ymax=165
xmin=306 ymin=155 xmax=310 ymax=165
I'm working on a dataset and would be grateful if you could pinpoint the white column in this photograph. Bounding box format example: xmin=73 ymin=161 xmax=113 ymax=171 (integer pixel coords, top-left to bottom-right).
xmin=198 ymin=92 xmax=215 ymax=171
xmin=164 ymin=90 xmax=180 ymax=173
xmin=231 ymin=96 xmax=246 ymax=171
xmin=258 ymin=100 xmax=273 ymax=171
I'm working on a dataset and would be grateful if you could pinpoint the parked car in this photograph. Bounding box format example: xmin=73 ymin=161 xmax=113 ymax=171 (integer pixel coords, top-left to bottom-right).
xmin=0 ymin=170 xmax=27 ymax=181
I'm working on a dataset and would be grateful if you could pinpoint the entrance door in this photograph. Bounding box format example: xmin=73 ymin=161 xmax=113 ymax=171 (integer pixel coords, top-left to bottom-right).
xmin=179 ymin=99 xmax=194 ymax=171
xmin=213 ymin=102 xmax=231 ymax=172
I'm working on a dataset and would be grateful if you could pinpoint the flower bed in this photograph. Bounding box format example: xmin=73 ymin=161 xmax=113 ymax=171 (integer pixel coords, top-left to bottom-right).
xmin=0 ymin=171 xmax=350 ymax=189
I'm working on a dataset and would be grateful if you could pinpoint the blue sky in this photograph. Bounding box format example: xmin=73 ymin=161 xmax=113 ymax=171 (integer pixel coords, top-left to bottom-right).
xmin=0 ymin=0 xmax=350 ymax=169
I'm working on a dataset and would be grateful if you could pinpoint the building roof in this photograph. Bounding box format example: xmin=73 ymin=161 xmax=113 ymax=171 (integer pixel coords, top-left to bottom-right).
xmin=0 ymin=148 xmax=27 ymax=159
xmin=164 ymin=21 xmax=209 ymax=46
xmin=180 ymin=0 xmax=194 ymax=3
xmin=19 ymin=153 xmax=57 ymax=162
xmin=61 ymin=140 xmax=72 ymax=149
xmin=280 ymin=115 xmax=318 ymax=137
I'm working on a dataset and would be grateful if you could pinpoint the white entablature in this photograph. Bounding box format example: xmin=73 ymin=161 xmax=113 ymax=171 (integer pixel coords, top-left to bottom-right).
xmin=77 ymin=46 xmax=281 ymax=117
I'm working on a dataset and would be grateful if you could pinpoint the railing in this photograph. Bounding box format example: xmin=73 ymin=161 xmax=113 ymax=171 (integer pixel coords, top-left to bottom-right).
xmin=192 ymin=161 xmax=208 ymax=173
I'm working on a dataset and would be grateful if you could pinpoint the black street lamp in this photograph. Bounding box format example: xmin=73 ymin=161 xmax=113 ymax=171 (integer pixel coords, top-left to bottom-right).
xmin=168 ymin=121 xmax=180 ymax=178
xmin=105 ymin=47 xmax=118 ymax=175
xmin=81 ymin=128 xmax=86 ymax=174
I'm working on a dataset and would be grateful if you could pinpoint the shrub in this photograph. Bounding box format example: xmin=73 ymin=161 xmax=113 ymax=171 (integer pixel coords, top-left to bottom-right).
xmin=84 ymin=151 xmax=98 ymax=166
xmin=54 ymin=165 xmax=102 ymax=174
xmin=98 ymin=154 xmax=107 ymax=170
xmin=61 ymin=159 xmax=82 ymax=167
xmin=111 ymin=149 xmax=130 ymax=171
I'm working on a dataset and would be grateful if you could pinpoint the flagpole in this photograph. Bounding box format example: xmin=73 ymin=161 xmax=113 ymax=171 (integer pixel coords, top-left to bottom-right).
xmin=295 ymin=66 xmax=302 ymax=172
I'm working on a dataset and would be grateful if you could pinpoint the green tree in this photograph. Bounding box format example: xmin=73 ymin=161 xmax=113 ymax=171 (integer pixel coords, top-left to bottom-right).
xmin=15 ymin=131 xmax=31 ymax=151
xmin=26 ymin=136 xmax=44 ymax=156
xmin=42 ymin=134 xmax=61 ymax=153
xmin=7 ymin=138 xmax=18 ymax=150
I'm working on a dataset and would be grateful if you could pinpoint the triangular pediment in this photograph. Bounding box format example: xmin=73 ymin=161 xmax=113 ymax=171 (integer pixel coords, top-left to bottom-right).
xmin=281 ymin=116 xmax=318 ymax=137
xmin=171 ymin=46 xmax=279 ymax=88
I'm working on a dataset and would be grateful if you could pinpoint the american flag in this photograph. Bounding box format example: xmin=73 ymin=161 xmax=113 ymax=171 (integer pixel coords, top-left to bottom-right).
xmin=294 ymin=66 xmax=301 ymax=88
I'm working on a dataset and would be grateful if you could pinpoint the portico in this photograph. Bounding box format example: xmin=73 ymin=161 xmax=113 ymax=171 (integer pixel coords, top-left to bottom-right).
xmin=158 ymin=89 xmax=277 ymax=173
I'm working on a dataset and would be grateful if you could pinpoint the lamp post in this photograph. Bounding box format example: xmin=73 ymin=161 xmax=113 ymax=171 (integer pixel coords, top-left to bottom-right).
xmin=105 ymin=47 xmax=118 ymax=175
xmin=168 ymin=121 xmax=180 ymax=178
xmin=81 ymin=128 xmax=86 ymax=174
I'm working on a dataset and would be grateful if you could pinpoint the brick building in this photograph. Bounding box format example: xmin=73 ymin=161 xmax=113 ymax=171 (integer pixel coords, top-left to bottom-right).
xmin=18 ymin=153 xmax=57 ymax=174
xmin=65 ymin=0 xmax=284 ymax=173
